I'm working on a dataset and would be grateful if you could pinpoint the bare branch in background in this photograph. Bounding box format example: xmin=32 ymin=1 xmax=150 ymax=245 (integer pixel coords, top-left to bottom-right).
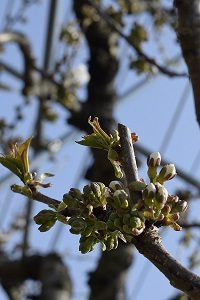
xmin=0 ymin=31 xmax=35 ymax=94
xmin=88 ymin=0 xmax=188 ymax=78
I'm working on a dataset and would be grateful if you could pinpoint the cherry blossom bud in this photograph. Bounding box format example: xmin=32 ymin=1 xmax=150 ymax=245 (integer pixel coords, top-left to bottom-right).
xmin=109 ymin=180 xmax=124 ymax=191
xmin=155 ymin=183 xmax=168 ymax=204
xmin=143 ymin=183 xmax=156 ymax=199
xmin=158 ymin=164 xmax=177 ymax=183
xmin=147 ymin=152 xmax=161 ymax=167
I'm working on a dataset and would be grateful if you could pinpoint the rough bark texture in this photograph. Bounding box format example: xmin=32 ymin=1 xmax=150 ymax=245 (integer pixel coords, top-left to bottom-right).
xmin=0 ymin=253 xmax=72 ymax=300
xmin=69 ymin=1 xmax=134 ymax=299
xmin=175 ymin=0 xmax=200 ymax=125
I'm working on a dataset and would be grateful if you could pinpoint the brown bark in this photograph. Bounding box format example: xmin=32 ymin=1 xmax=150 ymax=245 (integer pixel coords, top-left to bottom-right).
xmin=175 ymin=0 xmax=200 ymax=125
xmin=118 ymin=123 xmax=200 ymax=300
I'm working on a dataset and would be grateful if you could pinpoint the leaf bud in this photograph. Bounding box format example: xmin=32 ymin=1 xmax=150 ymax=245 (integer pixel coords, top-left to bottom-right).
xmin=114 ymin=217 xmax=123 ymax=229
xmin=79 ymin=236 xmax=97 ymax=253
xmin=123 ymin=224 xmax=132 ymax=234
xmin=69 ymin=188 xmax=82 ymax=200
xmin=130 ymin=216 xmax=142 ymax=228
xmin=113 ymin=189 xmax=129 ymax=209
xmin=129 ymin=180 xmax=147 ymax=191
xmin=106 ymin=236 xmax=115 ymax=251
xmin=95 ymin=220 xmax=107 ymax=230
xmin=63 ymin=193 xmax=80 ymax=208
xmin=123 ymin=213 xmax=131 ymax=225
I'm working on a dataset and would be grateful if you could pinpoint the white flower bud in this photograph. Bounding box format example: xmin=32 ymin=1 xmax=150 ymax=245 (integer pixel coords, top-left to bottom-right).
xmin=109 ymin=181 xmax=124 ymax=191
xmin=158 ymin=164 xmax=176 ymax=182
xmin=147 ymin=152 xmax=161 ymax=167
xmin=143 ymin=183 xmax=156 ymax=199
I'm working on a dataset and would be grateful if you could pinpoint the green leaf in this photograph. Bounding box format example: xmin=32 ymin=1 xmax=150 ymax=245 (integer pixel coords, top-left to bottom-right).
xmin=0 ymin=156 xmax=24 ymax=180
xmin=38 ymin=219 xmax=57 ymax=232
xmin=18 ymin=137 xmax=32 ymax=174
xmin=34 ymin=209 xmax=57 ymax=224
xmin=76 ymin=133 xmax=108 ymax=150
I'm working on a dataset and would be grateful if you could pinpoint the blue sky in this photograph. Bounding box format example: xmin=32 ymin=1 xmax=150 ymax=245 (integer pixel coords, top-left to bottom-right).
xmin=0 ymin=1 xmax=200 ymax=299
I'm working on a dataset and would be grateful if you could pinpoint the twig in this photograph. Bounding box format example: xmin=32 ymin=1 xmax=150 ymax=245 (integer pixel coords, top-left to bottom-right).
xmin=88 ymin=1 xmax=188 ymax=78
xmin=118 ymin=123 xmax=200 ymax=300
xmin=0 ymin=31 xmax=35 ymax=93
xmin=118 ymin=124 xmax=141 ymax=205
xmin=11 ymin=185 xmax=80 ymax=217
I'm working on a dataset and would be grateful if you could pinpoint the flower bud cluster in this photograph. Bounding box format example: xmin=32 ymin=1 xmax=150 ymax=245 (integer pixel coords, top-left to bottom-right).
xmin=45 ymin=153 xmax=187 ymax=254
xmin=147 ymin=152 xmax=176 ymax=184
xmin=142 ymin=182 xmax=187 ymax=230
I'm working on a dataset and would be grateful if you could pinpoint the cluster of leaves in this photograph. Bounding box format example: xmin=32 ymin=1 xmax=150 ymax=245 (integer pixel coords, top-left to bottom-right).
xmin=44 ymin=152 xmax=186 ymax=253
xmin=0 ymin=137 xmax=53 ymax=196
xmin=77 ymin=117 xmax=138 ymax=178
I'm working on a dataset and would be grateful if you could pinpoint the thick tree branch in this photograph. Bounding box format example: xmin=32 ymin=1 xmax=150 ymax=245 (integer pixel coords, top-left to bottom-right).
xmin=118 ymin=123 xmax=200 ymax=300
xmin=175 ymin=0 xmax=200 ymax=125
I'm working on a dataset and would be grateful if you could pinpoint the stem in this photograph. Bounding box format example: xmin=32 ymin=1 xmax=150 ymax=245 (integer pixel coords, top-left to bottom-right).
xmin=118 ymin=123 xmax=200 ymax=299
xmin=118 ymin=123 xmax=141 ymax=205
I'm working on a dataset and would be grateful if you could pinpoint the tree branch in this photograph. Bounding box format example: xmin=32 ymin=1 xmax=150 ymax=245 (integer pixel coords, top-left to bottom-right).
xmin=0 ymin=31 xmax=35 ymax=94
xmin=118 ymin=124 xmax=141 ymax=205
xmin=118 ymin=123 xmax=200 ymax=300
xmin=175 ymin=0 xmax=200 ymax=125
xmin=88 ymin=0 xmax=188 ymax=78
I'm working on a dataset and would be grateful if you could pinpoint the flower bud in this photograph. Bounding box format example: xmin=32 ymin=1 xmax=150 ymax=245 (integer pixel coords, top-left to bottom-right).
xmin=162 ymin=204 xmax=172 ymax=215
xmin=157 ymin=164 xmax=177 ymax=183
xmin=131 ymin=226 xmax=145 ymax=236
xmin=147 ymin=152 xmax=161 ymax=167
xmin=171 ymin=200 xmax=188 ymax=213
xmin=169 ymin=212 xmax=180 ymax=222
xmin=167 ymin=195 xmax=179 ymax=204
xmin=156 ymin=213 xmax=165 ymax=221
xmin=143 ymin=183 xmax=156 ymax=199
xmin=155 ymin=184 xmax=168 ymax=204
xmin=143 ymin=208 xmax=155 ymax=219
xmin=113 ymin=189 xmax=129 ymax=209
xmin=109 ymin=180 xmax=124 ymax=191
